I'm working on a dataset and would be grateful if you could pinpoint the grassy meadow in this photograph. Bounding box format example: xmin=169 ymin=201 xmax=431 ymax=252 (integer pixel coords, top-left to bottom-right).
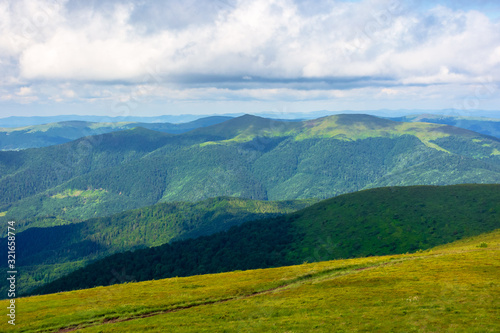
xmin=2 ymin=229 xmax=499 ymax=332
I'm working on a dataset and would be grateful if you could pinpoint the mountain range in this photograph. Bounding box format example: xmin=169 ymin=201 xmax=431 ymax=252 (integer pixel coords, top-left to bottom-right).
xmin=2 ymin=112 xmax=499 ymax=151
xmin=1 ymin=114 xmax=500 ymax=232
xmin=0 ymin=116 xmax=232 ymax=150
xmin=0 ymin=112 xmax=499 ymax=329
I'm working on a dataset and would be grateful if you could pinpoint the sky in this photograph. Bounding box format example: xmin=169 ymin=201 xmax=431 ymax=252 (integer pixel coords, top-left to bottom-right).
xmin=0 ymin=0 xmax=499 ymax=118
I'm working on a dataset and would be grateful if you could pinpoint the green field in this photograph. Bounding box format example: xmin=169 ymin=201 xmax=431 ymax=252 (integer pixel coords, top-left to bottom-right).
xmin=2 ymin=229 xmax=498 ymax=332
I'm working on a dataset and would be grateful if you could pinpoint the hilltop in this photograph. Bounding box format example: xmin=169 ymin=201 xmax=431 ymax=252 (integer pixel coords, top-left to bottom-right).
xmin=2 ymin=112 xmax=499 ymax=151
xmin=389 ymin=113 xmax=500 ymax=139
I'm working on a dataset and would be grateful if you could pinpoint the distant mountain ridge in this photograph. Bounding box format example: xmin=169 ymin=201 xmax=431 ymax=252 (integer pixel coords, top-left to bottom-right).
xmin=2 ymin=112 xmax=499 ymax=151
xmin=388 ymin=114 xmax=500 ymax=139
xmin=0 ymin=114 xmax=224 ymax=127
xmin=2 ymin=109 xmax=498 ymax=127
xmin=0 ymin=116 xmax=232 ymax=150
xmin=1 ymin=114 xmax=499 ymax=230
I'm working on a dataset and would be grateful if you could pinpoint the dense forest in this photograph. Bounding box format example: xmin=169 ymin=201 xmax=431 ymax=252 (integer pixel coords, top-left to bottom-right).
xmin=32 ymin=184 xmax=500 ymax=295
xmin=0 ymin=197 xmax=313 ymax=295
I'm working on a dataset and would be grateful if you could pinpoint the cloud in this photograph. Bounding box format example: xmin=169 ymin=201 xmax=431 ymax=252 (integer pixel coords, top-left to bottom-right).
xmin=0 ymin=0 xmax=499 ymax=114
xmin=16 ymin=86 xmax=32 ymax=96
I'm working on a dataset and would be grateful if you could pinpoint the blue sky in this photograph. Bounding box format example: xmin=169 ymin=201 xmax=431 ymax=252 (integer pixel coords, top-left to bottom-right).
xmin=0 ymin=0 xmax=499 ymax=118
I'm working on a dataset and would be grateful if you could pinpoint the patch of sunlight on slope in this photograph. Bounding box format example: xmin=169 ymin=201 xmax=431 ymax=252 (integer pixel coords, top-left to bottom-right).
xmin=201 ymin=115 xmax=456 ymax=153
xmin=87 ymin=122 xmax=133 ymax=130
xmin=51 ymin=188 xmax=108 ymax=199
xmin=1 ymin=123 xmax=63 ymax=133
xmin=199 ymin=141 xmax=218 ymax=147
xmin=25 ymin=123 xmax=64 ymax=133
xmin=295 ymin=116 xmax=452 ymax=152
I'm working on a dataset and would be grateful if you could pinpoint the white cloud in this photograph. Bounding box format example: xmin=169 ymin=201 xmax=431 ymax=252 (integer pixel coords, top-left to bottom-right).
xmin=16 ymin=86 xmax=32 ymax=96
xmin=0 ymin=0 xmax=499 ymax=114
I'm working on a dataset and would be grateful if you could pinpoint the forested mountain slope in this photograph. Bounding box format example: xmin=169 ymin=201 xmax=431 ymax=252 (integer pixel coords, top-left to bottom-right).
xmin=33 ymin=184 xmax=500 ymax=295
xmin=1 ymin=114 xmax=499 ymax=229
xmin=0 ymin=197 xmax=312 ymax=296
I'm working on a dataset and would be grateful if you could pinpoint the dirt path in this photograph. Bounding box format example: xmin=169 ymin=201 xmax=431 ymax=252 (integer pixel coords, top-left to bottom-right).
xmin=55 ymin=259 xmax=400 ymax=332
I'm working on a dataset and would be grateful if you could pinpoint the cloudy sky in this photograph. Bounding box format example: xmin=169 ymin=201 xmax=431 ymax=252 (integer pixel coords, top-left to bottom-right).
xmin=0 ymin=0 xmax=499 ymax=118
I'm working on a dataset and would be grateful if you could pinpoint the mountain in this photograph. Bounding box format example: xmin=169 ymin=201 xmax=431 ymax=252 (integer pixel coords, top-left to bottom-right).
xmin=1 ymin=114 xmax=500 ymax=229
xmin=0 ymin=197 xmax=313 ymax=295
xmin=0 ymin=114 xmax=234 ymax=128
xmin=31 ymin=184 xmax=500 ymax=295
xmin=389 ymin=114 xmax=500 ymax=139
xmin=0 ymin=116 xmax=232 ymax=150
xmin=5 ymin=228 xmax=498 ymax=332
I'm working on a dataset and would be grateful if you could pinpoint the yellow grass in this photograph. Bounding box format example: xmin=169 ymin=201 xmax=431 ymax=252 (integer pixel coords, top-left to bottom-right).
xmin=2 ymin=230 xmax=499 ymax=332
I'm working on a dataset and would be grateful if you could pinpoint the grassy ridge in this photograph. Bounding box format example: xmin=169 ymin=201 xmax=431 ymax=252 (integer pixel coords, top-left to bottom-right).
xmin=390 ymin=114 xmax=500 ymax=139
xmin=32 ymin=184 xmax=500 ymax=295
xmin=2 ymin=229 xmax=498 ymax=332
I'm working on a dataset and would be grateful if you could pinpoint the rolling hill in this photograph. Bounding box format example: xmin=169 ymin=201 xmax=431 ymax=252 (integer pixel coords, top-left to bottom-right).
xmin=1 ymin=114 xmax=499 ymax=230
xmin=389 ymin=114 xmax=500 ymax=139
xmin=3 ymin=226 xmax=498 ymax=332
xmin=31 ymin=184 xmax=500 ymax=296
xmin=0 ymin=116 xmax=232 ymax=150
xmin=0 ymin=197 xmax=313 ymax=295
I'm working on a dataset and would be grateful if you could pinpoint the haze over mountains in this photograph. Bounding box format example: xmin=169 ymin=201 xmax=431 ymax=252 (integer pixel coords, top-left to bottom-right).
xmin=11 ymin=228 xmax=498 ymax=332
xmin=0 ymin=116 xmax=232 ymax=150
xmin=1 ymin=110 xmax=499 ymax=128
xmin=0 ymin=114 xmax=212 ymax=128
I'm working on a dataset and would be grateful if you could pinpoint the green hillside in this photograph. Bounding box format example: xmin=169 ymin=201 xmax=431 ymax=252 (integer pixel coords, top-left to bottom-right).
xmin=0 ymin=127 xmax=175 ymax=224
xmin=3 ymin=228 xmax=499 ymax=332
xmin=390 ymin=114 xmax=500 ymax=139
xmin=0 ymin=197 xmax=312 ymax=296
xmin=1 ymin=114 xmax=499 ymax=229
xmin=0 ymin=116 xmax=232 ymax=150
xmin=32 ymin=184 xmax=500 ymax=296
